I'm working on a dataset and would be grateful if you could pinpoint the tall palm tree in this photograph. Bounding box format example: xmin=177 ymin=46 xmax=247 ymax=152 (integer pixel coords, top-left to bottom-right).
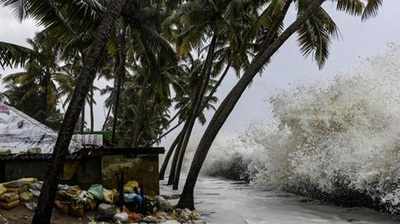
xmin=0 ymin=0 xmax=131 ymax=222
xmin=163 ymin=0 xmax=262 ymax=189
xmin=177 ymin=0 xmax=383 ymax=209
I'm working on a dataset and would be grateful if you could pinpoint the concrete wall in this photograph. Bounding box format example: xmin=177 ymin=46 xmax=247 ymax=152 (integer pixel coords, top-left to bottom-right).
xmin=62 ymin=159 xmax=102 ymax=188
xmin=2 ymin=159 xmax=102 ymax=189
xmin=0 ymin=154 xmax=160 ymax=196
xmin=4 ymin=161 xmax=49 ymax=181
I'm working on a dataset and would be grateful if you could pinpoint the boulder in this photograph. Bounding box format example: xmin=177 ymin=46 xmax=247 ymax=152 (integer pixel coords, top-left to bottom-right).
xmin=155 ymin=196 xmax=173 ymax=211
xmin=114 ymin=212 xmax=129 ymax=223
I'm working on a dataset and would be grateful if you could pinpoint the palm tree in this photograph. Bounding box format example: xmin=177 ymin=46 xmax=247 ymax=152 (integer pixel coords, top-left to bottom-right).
xmin=1 ymin=0 xmax=131 ymax=222
xmin=163 ymin=0 xmax=262 ymax=189
xmin=177 ymin=0 xmax=383 ymax=209
xmin=0 ymin=33 xmax=69 ymax=128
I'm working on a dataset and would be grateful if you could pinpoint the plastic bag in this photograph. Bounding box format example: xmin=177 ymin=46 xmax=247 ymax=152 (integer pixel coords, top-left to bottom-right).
xmin=88 ymin=184 xmax=104 ymax=201
xmin=123 ymin=181 xmax=139 ymax=193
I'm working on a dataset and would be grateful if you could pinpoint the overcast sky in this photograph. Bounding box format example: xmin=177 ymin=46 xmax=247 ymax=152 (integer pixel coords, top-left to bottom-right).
xmin=1 ymin=2 xmax=400 ymax=144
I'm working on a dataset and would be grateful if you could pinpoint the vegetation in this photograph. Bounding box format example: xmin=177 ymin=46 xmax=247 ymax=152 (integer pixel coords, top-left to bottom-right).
xmin=0 ymin=0 xmax=383 ymax=223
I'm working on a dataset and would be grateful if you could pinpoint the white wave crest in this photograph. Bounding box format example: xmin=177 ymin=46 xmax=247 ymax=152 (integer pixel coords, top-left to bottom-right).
xmin=203 ymin=43 xmax=400 ymax=213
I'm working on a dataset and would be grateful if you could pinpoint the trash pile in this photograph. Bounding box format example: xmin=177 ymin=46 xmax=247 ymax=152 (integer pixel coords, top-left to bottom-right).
xmin=0 ymin=178 xmax=205 ymax=224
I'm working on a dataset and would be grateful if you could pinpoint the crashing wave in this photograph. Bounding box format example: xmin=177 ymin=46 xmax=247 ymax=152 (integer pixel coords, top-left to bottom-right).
xmin=203 ymin=43 xmax=400 ymax=214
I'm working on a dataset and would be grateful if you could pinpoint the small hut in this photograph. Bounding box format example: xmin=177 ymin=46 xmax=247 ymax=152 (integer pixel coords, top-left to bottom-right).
xmin=0 ymin=103 xmax=164 ymax=196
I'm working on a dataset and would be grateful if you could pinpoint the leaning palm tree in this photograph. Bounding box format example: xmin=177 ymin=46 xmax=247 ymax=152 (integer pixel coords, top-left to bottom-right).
xmin=1 ymin=0 xmax=130 ymax=223
xmin=164 ymin=0 xmax=263 ymax=189
xmin=177 ymin=0 xmax=383 ymax=209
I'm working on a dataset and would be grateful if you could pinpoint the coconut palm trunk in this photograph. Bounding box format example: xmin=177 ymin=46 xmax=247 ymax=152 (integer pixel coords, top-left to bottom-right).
xmin=32 ymin=1 xmax=127 ymax=223
xmin=102 ymin=105 xmax=112 ymax=131
xmin=172 ymin=35 xmax=218 ymax=189
xmin=159 ymin=129 xmax=184 ymax=180
xmin=41 ymin=70 xmax=51 ymax=123
xmin=164 ymin=55 xmax=230 ymax=184
xmin=90 ymin=87 xmax=95 ymax=132
xmin=177 ymin=0 xmax=326 ymax=209
xmin=111 ymin=27 xmax=126 ymax=146
xmin=80 ymin=103 xmax=85 ymax=133
xmin=167 ymin=128 xmax=185 ymax=184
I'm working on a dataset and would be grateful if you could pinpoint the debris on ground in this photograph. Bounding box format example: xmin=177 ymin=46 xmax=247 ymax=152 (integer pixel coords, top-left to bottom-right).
xmin=0 ymin=177 xmax=205 ymax=223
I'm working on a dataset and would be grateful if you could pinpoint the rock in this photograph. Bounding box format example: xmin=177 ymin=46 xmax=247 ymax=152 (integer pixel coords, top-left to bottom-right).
xmin=155 ymin=211 xmax=172 ymax=221
xmin=98 ymin=203 xmax=117 ymax=216
xmin=155 ymin=196 xmax=173 ymax=211
xmin=189 ymin=210 xmax=201 ymax=220
xmin=141 ymin=215 xmax=161 ymax=223
xmin=128 ymin=212 xmax=142 ymax=222
xmin=114 ymin=212 xmax=129 ymax=222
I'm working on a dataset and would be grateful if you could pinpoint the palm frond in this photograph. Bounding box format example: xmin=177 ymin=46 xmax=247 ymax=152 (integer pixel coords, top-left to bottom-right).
xmin=336 ymin=0 xmax=364 ymax=16
xmin=0 ymin=41 xmax=37 ymax=68
xmin=362 ymin=0 xmax=382 ymax=20
xmin=297 ymin=5 xmax=339 ymax=68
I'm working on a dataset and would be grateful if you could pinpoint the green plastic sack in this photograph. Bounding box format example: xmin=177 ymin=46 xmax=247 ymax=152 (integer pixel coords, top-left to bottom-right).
xmin=88 ymin=184 xmax=104 ymax=201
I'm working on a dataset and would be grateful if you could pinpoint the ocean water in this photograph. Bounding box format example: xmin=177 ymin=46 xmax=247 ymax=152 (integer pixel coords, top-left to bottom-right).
xmin=162 ymin=177 xmax=399 ymax=224
xmin=199 ymin=44 xmax=400 ymax=215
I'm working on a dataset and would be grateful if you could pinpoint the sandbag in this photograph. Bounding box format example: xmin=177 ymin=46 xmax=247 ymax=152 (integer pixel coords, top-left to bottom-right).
xmin=19 ymin=192 xmax=33 ymax=202
xmin=103 ymin=189 xmax=117 ymax=204
xmin=0 ymin=185 xmax=6 ymax=196
xmin=0 ymin=200 xmax=19 ymax=210
xmin=0 ymin=192 xmax=19 ymax=203
xmin=3 ymin=178 xmax=37 ymax=188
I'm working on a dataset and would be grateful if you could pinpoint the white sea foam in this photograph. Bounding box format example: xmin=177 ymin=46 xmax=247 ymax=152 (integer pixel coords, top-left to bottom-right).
xmin=203 ymin=44 xmax=400 ymax=213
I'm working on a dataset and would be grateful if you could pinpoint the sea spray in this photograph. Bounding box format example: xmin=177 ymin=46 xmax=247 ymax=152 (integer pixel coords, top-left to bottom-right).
xmin=202 ymin=44 xmax=400 ymax=214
